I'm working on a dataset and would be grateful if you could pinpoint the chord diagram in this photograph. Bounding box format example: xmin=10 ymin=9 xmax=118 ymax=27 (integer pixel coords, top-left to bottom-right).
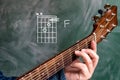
xmin=36 ymin=13 xmax=59 ymax=43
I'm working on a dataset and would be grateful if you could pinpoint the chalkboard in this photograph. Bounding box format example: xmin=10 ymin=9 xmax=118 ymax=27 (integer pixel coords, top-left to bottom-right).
xmin=0 ymin=0 xmax=120 ymax=79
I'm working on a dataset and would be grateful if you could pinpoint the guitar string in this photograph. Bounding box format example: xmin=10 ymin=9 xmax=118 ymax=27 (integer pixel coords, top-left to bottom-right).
xmin=30 ymin=52 xmax=73 ymax=80
xmin=24 ymin=7 xmax=116 ymax=79
xmin=31 ymin=45 xmax=86 ymax=80
xmin=19 ymin=11 xmax=116 ymax=79
xmin=20 ymin=35 xmax=94 ymax=80
xmin=25 ymin=44 xmax=74 ymax=79
xmin=22 ymin=45 xmax=91 ymax=79
xmin=30 ymin=38 xmax=88 ymax=78
xmin=21 ymin=28 xmax=116 ymax=79
xmin=28 ymin=54 xmax=69 ymax=80
xmin=34 ymin=46 xmax=91 ymax=79
xmin=33 ymin=14 xmax=116 ymax=80
xmin=21 ymin=37 xmax=93 ymax=80
xmin=39 ymin=36 xmax=93 ymax=79
xmin=21 ymin=53 xmax=67 ymax=79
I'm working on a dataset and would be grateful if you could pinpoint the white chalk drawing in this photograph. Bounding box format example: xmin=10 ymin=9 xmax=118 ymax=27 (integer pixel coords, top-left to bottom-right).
xmin=36 ymin=13 xmax=59 ymax=43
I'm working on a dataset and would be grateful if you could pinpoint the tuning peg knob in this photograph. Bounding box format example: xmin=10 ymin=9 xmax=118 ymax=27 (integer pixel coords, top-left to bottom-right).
xmin=104 ymin=3 xmax=111 ymax=10
xmin=98 ymin=9 xmax=104 ymax=16
xmin=107 ymin=29 xmax=111 ymax=33
xmin=92 ymin=15 xmax=100 ymax=22
xmin=112 ymin=24 xmax=116 ymax=27
xmin=101 ymin=35 xmax=105 ymax=39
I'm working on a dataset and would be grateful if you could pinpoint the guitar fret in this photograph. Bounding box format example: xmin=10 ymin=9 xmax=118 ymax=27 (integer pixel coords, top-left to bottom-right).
xmin=55 ymin=56 xmax=64 ymax=72
xmin=74 ymin=44 xmax=78 ymax=51
xmin=60 ymin=54 xmax=65 ymax=68
xmin=77 ymin=43 xmax=80 ymax=50
xmin=85 ymin=38 xmax=89 ymax=49
xmin=45 ymin=64 xmax=50 ymax=78
xmin=69 ymin=49 xmax=72 ymax=60
xmin=45 ymin=58 xmax=57 ymax=77
xmin=70 ymin=46 xmax=75 ymax=52
xmin=35 ymin=68 xmax=42 ymax=80
xmin=21 ymin=78 xmax=25 ymax=80
xmin=32 ymin=74 xmax=39 ymax=80
xmin=40 ymin=72 xmax=48 ymax=80
xmin=32 ymin=75 xmax=40 ymax=80
xmin=19 ymin=77 xmax=25 ymax=80
xmin=68 ymin=48 xmax=71 ymax=52
xmin=30 ymin=69 xmax=39 ymax=77
xmin=78 ymin=41 xmax=84 ymax=49
xmin=62 ymin=51 xmax=72 ymax=66
xmin=21 ymin=74 xmax=30 ymax=80
xmin=32 ymin=68 xmax=41 ymax=80
xmin=38 ymin=65 xmax=48 ymax=80
xmin=27 ymin=74 xmax=33 ymax=80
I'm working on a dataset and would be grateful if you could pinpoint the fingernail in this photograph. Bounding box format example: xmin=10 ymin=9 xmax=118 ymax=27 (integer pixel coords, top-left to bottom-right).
xmin=75 ymin=51 xmax=80 ymax=54
xmin=75 ymin=50 xmax=79 ymax=52
xmin=81 ymin=49 xmax=85 ymax=52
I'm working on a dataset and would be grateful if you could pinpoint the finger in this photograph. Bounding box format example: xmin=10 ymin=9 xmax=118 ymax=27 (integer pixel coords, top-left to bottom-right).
xmin=91 ymin=40 xmax=97 ymax=52
xmin=65 ymin=59 xmax=81 ymax=72
xmin=65 ymin=66 xmax=81 ymax=72
xmin=70 ymin=61 xmax=90 ymax=75
xmin=65 ymin=72 xmax=80 ymax=80
xmin=82 ymin=49 xmax=99 ymax=68
xmin=75 ymin=51 xmax=93 ymax=73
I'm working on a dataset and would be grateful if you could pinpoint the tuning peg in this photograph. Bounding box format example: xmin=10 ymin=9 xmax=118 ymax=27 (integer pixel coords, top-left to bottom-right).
xmin=92 ymin=15 xmax=100 ymax=22
xmin=106 ymin=18 xmax=111 ymax=22
xmin=112 ymin=24 xmax=116 ymax=27
xmin=104 ymin=3 xmax=111 ymax=10
xmin=107 ymin=29 xmax=111 ymax=33
xmin=101 ymin=35 xmax=105 ymax=39
xmin=98 ymin=9 xmax=104 ymax=16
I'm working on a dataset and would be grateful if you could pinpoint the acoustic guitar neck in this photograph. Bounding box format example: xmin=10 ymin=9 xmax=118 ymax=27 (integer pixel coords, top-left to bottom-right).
xmin=17 ymin=4 xmax=118 ymax=80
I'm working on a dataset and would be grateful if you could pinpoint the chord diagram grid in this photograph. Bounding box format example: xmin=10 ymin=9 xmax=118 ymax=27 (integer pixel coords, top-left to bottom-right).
xmin=36 ymin=13 xmax=59 ymax=43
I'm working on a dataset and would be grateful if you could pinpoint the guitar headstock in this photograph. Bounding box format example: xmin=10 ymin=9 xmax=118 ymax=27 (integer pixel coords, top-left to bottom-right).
xmin=92 ymin=4 xmax=118 ymax=43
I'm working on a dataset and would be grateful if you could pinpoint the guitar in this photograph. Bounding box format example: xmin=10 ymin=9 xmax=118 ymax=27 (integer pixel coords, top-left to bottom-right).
xmin=17 ymin=4 xmax=118 ymax=80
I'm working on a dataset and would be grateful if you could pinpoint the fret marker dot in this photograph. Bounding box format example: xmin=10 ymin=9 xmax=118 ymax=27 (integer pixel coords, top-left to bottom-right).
xmin=47 ymin=23 xmax=51 ymax=27
xmin=57 ymin=63 xmax=60 ymax=65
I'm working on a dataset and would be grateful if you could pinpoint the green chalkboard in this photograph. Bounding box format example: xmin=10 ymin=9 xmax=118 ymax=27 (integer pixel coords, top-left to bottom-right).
xmin=0 ymin=0 xmax=120 ymax=79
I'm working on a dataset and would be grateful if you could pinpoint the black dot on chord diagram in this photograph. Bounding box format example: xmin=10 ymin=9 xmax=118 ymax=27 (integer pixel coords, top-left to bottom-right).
xmin=42 ymin=27 xmax=47 ymax=33
xmin=47 ymin=22 xmax=51 ymax=27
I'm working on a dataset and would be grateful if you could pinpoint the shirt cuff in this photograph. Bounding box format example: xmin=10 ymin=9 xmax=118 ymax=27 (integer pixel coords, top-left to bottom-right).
xmin=0 ymin=71 xmax=16 ymax=80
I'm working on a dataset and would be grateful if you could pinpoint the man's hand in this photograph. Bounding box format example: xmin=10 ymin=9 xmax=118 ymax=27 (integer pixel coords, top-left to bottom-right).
xmin=64 ymin=40 xmax=99 ymax=80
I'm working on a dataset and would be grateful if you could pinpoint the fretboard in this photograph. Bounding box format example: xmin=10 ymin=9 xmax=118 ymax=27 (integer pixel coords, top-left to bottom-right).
xmin=17 ymin=34 xmax=95 ymax=80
